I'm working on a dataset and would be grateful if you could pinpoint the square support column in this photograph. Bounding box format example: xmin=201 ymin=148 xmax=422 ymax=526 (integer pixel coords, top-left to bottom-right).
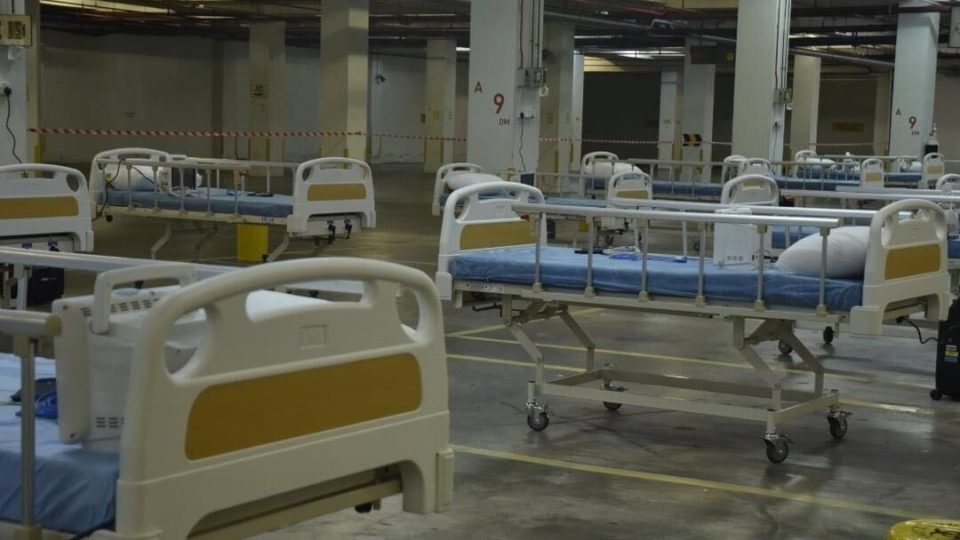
xmin=423 ymin=39 xmax=457 ymax=173
xmin=889 ymin=0 xmax=939 ymax=156
xmin=789 ymin=55 xmax=821 ymax=156
xmin=571 ymin=52 xmax=585 ymax=175
xmin=467 ymin=0 xmax=544 ymax=176
xmin=874 ymin=72 xmax=893 ymax=156
xmin=249 ymin=22 xmax=285 ymax=162
xmin=658 ymin=68 xmax=681 ymax=162
xmin=681 ymin=39 xmax=716 ymax=181
xmin=320 ymin=0 xmax=369 ymax=159
xmin=732 ymin=0 xmax=791 ymax=162
xmin=0 ymin=0 xmax=30 ymax=166
xmin=539 ymin=21 xmax=576 ymax=185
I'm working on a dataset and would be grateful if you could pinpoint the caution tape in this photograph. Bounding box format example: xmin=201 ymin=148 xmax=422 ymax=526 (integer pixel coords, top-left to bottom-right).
xmin=27 ymin=127 xmax=874 ymax=149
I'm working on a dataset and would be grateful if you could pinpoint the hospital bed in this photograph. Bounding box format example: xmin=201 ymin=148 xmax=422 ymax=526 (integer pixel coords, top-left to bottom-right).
xmin=435 ymin=181 xmax=949 ymax=463
xmin=0 ymin=256 xmax=453 ymax=539
xmin=90 ymin=148 xmax=376 ymax=261
xmin=0 ymin=163 xmax=93 ymax=253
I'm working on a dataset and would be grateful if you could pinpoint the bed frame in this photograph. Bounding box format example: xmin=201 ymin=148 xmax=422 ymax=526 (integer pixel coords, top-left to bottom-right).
xmin=436 ymin=182 xmax=949 ymax=463
xmin=2 ymin=257 xmax=452 ymax=539
xmin=90 ymin=148 xmax=376 ymax=261
xmin=0 ymin=164 xmax=93 ymax=253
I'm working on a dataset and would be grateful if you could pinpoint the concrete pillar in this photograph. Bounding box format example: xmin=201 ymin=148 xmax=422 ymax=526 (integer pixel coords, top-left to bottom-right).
xmin=319 ymin=0 xmax=369 ymax=159
xmin=731 ymin=0 xmax=791 ymax=162
xmin=467 ymin=0 xmax=544 ymax=177
xmin=571 ymin=52 xmax=585 ymax=174
xmin=681 ymin=39 xmax=716 ymax=181
xmin=0 ymin=1 xmax=31 ymax=166
xmin=789 ymin=56 xmax=821 ymax=156
xmin=889 ymin=0 xmax=939 ymax=156
xmin=24 ymin=0 xmax=39 ymax=162
xmin=874 ymin=72 xmax=893 ymax=156
xmin=248 ymin=22 xmax=285 ymax=162
xmin=423 ymin=39 xmax=457 ymax=173
xmin=658 ymin=68 xmax=681 ymax=162
xmin=539 ymin=22 xmax=575 ymax=187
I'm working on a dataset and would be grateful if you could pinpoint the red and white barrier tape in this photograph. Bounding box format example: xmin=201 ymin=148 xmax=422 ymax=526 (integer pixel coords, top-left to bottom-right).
xmin=27 ymin=127 xmax=875 ymax=149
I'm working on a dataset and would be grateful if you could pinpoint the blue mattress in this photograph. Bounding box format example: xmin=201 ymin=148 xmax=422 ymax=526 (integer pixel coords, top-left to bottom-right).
xmin=783 ymin=170 xmax=920 ymax=186
xmin=451 ymin=245 xmax=863 ymax=310
xmin=102 ymin=188 xmax=293 ymax=218
xmin=0 ymin=354 xmax=117 ymax=534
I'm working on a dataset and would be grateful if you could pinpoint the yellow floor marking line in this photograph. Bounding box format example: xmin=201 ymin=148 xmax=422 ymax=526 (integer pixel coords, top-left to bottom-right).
xmin=451 ymin=334 xmax=931 ymax=391
xmin=451 ymin=444 xmax=943 ymax=521
xmin=445 ymin=308 xmax=605 ymax=338
xmin=446 ymin=353 xmax=960 ymax=420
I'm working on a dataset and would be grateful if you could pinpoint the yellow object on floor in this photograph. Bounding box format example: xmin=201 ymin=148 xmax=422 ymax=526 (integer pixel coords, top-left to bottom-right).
xmin=888 ymin=520 xmax=960 ymax=540
xmin=237 ymin=224 xmax=269 ymax=262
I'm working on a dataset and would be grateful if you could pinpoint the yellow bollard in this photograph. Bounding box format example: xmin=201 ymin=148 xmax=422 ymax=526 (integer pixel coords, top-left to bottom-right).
xmin=888 ymin=520 xmax=960 ymax=540
xmin=236 ymin=224 xmax=269 ymax=262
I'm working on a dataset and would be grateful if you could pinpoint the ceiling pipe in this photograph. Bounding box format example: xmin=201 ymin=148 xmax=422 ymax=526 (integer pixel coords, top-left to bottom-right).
xmin=545 ymin=10 xmax=893 ymax=69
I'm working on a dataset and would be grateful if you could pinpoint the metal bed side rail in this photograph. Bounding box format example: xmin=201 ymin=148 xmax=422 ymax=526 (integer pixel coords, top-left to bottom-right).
xmin=786 ymin=188 xmax=960 ymax=203
xmin=512 ymin=202 xmax=839 ymax=313
xmin=0 ymin=309 xmax=62 ymax=532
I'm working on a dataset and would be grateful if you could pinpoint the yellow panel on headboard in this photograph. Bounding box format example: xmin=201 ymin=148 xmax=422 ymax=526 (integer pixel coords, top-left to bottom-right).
xmin=461 ymin=221 xmax=534 ymax=250
xmin=616 ymin=190 xmax=649 ymax=199
xmin=307 ymin=183 xmax=367 ymax=201
xmin=885 ymin=243 xmax=941 ymax=280
xmin=929 ymin=165 xmax=945 ymax=175
xmin=0 ymin=197 xmax=78 ymax=219
xmin=185 ymin=353 xmax=421 ymax=460
xmin=742 ymin=179 xmax=765 ymax=188
xmin=864 ymin=172 xmax=883 ymax=183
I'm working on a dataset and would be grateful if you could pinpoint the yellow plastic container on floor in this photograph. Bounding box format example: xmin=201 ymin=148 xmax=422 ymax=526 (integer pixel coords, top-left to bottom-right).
xmin=888 ymin=520 xmax=960 ymax=540
xmin=237 ymin=224 xmax=269 ymax=262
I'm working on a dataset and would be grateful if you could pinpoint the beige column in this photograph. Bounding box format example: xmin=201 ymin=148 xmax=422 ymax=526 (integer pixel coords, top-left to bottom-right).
xmin=319 ymin=0 xmax=369 ymax=159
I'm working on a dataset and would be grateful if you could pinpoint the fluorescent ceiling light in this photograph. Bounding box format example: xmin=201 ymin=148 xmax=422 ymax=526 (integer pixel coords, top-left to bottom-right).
xmin=613 ymin=48 xmax=684 ymax=59
xmin=456 ymin=46 xmax=470 ymax=52
xmin=40 ymin=0 xmax=169 ymax=13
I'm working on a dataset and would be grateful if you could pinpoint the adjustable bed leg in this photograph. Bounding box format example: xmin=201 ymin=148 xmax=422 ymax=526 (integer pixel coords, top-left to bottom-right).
xmin=505 ymin=306 xmax=550 ymax=432
xmin=266 ymin=232 xmax=291 ymax=262
xmin=150 ymin=222 xmax=174 ymax=259
xmin=559 ymin=309 xmax=596 ymax=372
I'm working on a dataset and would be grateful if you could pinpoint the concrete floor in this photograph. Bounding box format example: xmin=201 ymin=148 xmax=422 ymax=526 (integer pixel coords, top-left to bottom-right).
xmin=46 ymin=164 xmax=960 ymax=538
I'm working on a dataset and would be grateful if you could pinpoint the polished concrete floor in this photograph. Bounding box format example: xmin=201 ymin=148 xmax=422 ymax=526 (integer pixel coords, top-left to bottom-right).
xmin=51 ymin=164 xmax=960 ymax=537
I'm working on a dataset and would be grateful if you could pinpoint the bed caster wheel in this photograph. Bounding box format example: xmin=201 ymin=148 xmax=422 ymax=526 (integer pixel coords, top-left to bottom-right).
xmin=822 ymin=326 xmax=835 ymax=344
xmin=354 ymin=502 xmax=374 ymax=513
xmin=105 ymin=215 xmax=114 ymax=223
xmin=778 ymin=340 xmax=793 ymax=355
xmin=527 ymin=412 xmax=550 ymax=431
xmin=602 ymin=383 xmax=625 ymax=411
xmin=692 ymin=240 xmax=701 ymax=252
xmin=827 ymin=412 xmax=849 ymax=440
xmin=931 ymin=388 xmax=944 ymax=401
xmin=764 ymin=434 xmax=790 ymax=464
xmin=526 ymin=402 xmax=550 ymax=432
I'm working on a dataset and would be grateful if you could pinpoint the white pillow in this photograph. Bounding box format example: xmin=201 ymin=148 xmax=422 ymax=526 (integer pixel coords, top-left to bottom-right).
xmin=776 ymin=226 xmax=870 ymax=278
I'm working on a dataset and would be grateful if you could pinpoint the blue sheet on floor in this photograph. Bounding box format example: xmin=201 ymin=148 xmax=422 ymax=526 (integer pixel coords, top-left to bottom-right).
xmin=451 ymin=245 xmax=863 ymax=310
xmin=0 ymin=354 xmax=117 ymax=534
xmin=102 ymin=188 xmax=293 ymax=218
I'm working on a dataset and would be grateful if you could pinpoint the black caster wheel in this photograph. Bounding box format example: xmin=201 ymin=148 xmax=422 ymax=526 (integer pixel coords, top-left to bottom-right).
xmin=354 ymin=502 xmax=374 ymax=514
xmin=930 ymin=388 xmax=944 ymax=401
xmin=602 ymin=383 xmax=625 ymax=411
xmin=823 ymin=326 xmax=835 ymax=344
xmin=778 ymin=340 xmax=793 ymax=355
xmin=105 ymin=215 xmax=114 ymax=223
xmin=692 ymin=240 xmax=701 ymax=252
xmin=827 ymin=415 xmax=848 ymax=440
xmin=527 ymin=412 xmax=550 ymax=432
xmin=764 ymin=437 xmax=789 ymax=464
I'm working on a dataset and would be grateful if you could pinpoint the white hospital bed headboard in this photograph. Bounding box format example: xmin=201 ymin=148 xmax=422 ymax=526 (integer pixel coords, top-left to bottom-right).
xmin=921 ymin=152 xmax=946 ymax=187
xmin=292 ymin=157 xmax=376 ymax=229
xmin=859 ymin=158 xmax=885 ymax=188
xmin=721 ymin=154 xmax=747 ymax=181
xmin=432 ymin=162 xmax=505 ymax=216
xmin=607 ymin=171 xmax=653 ymax=208
xmin=936 ymin=173 xmax=960 ymax=192
xmin=721 ymin=174 xmax=779 ymax=206
xmin=737 ymin=158 xmax=772 ymax=176
xmin=0 ymin=163 xmax=94 ymax=251
xmin=90 ymin=147 xmax=173 ymax=196
xmin=436 ymin=182 xmax=545 ymax=299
